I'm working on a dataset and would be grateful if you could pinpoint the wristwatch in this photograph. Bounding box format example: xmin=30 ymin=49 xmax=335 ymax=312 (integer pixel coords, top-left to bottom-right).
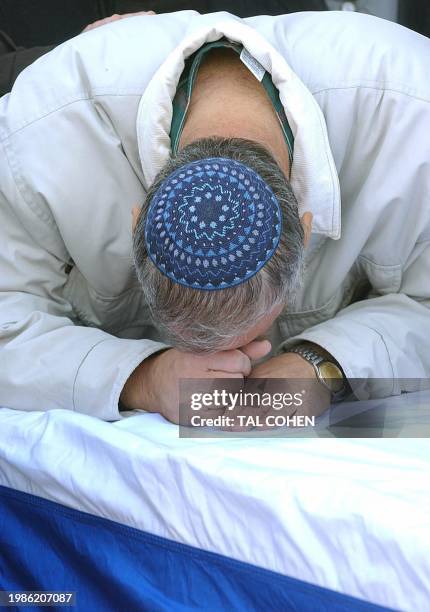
xmin=288 ymin=342 xmax=349 ymax=402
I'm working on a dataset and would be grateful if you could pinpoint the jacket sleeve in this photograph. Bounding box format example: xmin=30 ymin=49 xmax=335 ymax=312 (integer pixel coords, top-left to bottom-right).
xmin=0 ymin=141 xmax=168 ymax=420
xmin=277 ymin=240 xmax=430 ymax=399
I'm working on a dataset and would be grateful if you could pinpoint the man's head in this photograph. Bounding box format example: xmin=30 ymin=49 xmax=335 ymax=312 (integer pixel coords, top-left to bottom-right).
xmin=133 ymin=137 xmax=311 ymax=353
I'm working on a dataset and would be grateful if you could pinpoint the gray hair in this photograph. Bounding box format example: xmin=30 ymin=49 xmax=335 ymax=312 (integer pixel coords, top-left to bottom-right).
xmin=133 ymin=137 xmax=304 ymax=353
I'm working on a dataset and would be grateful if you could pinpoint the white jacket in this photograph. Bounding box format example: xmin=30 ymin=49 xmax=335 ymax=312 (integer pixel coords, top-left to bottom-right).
xmin=0 ymin=10 xmax=429 ymax=419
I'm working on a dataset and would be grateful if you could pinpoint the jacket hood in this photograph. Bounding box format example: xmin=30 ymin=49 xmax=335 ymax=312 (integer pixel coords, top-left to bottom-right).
xmin=136 ymin=14 xmax=341 ymax=239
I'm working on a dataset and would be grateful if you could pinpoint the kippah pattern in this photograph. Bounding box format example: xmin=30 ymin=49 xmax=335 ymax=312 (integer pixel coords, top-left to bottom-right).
xmin=144 ymin=157 xmax=282 ymax=290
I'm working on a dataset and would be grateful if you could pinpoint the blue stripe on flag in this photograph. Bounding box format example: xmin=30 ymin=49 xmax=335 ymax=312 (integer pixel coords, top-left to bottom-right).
xmin=0 ymin=485 xmax=392 ymax=612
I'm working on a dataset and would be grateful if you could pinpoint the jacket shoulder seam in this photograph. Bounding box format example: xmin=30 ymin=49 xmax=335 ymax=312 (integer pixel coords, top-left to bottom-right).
xmin=0 ymin=92 xmax=142 ymax=142
xmin=312 ymin=84 xmax=430 ymax=105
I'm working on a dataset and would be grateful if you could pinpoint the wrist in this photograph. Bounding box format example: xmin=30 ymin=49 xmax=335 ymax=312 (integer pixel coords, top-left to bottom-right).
xmin=119 ymin=352 xmax=159 ymax=411
xmin=287 ymin=342 xmax=348 ymax=401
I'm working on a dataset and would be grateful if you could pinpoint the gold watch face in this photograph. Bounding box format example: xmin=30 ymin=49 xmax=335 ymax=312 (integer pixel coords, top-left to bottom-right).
xmin=319 ymin=361 xmax=344 ymax=393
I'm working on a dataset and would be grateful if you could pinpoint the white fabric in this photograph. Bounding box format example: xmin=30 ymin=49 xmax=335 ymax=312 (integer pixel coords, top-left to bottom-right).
xmin=0 ymin=402 xmax=429 ymax=609
xmin=0 ymin=10 xmax=429 ymax=419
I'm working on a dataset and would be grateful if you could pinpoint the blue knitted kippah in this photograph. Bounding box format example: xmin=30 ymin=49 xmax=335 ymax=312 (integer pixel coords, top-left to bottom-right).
xmin=144 ymin=157 xmax=282 ymax=290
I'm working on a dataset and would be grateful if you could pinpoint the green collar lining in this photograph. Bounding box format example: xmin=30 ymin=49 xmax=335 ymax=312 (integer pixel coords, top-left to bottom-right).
xmin=170 ymin=38 xmax=294 ymax=163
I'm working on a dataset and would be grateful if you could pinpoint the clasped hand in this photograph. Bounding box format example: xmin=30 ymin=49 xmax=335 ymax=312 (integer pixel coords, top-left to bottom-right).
xmin=120 ymin=343 xmax=331 ymax=426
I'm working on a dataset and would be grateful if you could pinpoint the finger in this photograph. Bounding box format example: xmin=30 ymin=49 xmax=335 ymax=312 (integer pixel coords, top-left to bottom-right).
xmin=131 ymin=10 xmax=156 ymax=16
xmin=206 ymin=371 xmax=244 ymax=379
xmin=83 ymin=21 xmax=100 ymax=31
xmin=97 ymin=17 xmax=113 ymax=26
xmin=83 ymin=17 xmax=112 ymax=31
xmin=207 ymin=350 xmax=252 ymax=376
xmin=239 ymin=339 xmax=271 ymax=362
xmin=120 ymin=11 xmax=156 ymax=18
xmin=181 ymin=389 xmax=235 ymax=425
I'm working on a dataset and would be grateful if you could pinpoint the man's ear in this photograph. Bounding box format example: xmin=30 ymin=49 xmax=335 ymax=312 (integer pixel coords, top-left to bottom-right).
xmin=300 ymin=211 xmax=313 ymax=248
xmin=131 ymin=206 xmax=141 ymax=233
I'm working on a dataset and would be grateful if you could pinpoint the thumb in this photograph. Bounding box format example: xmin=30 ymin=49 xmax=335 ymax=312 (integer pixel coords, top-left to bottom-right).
xmin=239 ymin=339 xmax=271 ymax=362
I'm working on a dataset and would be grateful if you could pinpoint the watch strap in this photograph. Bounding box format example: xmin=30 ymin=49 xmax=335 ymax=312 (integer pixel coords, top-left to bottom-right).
xmin=288 ymin=343 xmax=348 ymax=402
